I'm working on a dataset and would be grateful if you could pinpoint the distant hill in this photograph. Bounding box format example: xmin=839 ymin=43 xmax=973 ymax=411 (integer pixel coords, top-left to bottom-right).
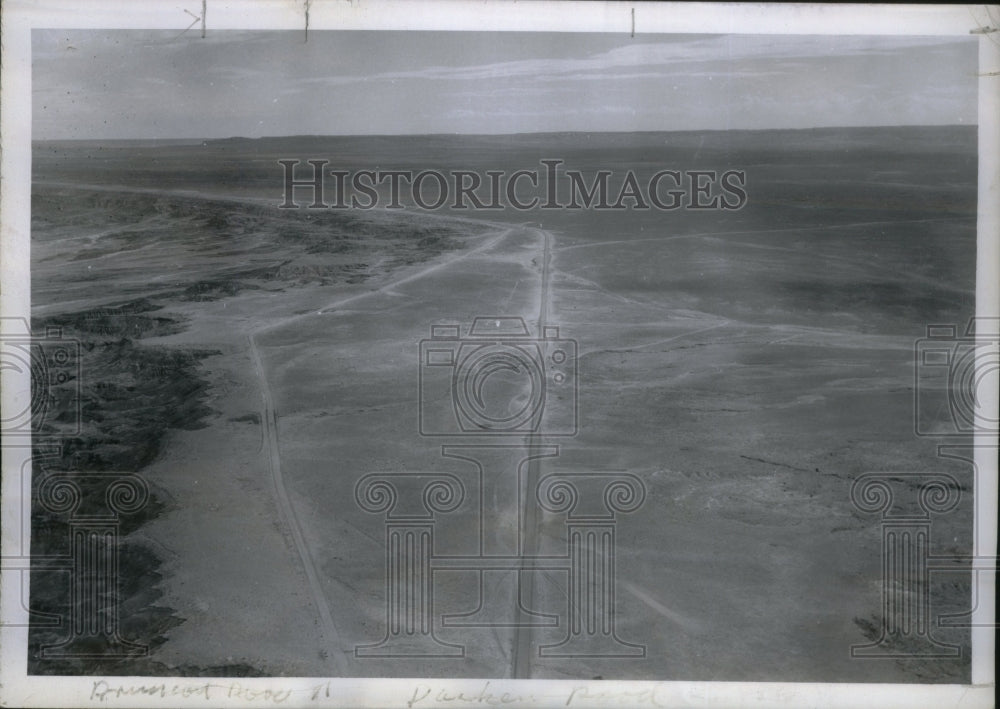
xmin=34 ymin=125 xmax=977 ymax=157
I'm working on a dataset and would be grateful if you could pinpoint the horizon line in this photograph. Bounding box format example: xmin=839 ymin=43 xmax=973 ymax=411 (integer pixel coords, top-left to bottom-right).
xmin=32 ymin=123 xmax=976 ymax=144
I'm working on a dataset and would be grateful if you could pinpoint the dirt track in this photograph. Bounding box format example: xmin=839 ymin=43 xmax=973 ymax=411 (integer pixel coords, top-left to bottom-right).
xmin=30 ymin=127 xmax=976 ymax=681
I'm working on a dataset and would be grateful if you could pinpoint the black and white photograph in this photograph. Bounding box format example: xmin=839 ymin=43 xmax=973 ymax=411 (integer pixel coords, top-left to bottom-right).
xmin=1 ymin=2 xmax=997 ymax=708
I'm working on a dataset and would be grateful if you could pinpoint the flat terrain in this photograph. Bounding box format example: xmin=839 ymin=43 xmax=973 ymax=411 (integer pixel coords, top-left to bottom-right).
xmin=30 ymin=126 xmax=976 ymax=681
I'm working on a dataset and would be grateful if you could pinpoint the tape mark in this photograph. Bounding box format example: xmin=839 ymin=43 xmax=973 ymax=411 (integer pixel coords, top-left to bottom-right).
xmin=179 ymin=3 xmax=206 ymax=40
xmin=968 ymin=5 xmax=1000 ymax=49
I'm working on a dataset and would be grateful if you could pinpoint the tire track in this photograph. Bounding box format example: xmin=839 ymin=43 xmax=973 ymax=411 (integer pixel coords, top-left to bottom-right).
xmin=247 ymin=225 xmax=516 ymax=674
xmin=513 ymin=226 xmax=554 ymax=679
xmin=247 ymin=332 xmax=348 ymax=673
xmin=255 ymin=227 xmax=514 ymax=336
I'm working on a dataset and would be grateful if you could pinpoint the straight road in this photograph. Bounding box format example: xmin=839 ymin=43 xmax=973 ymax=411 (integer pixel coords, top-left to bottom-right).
xmin=513 ymin=227 xmax=553 ymax=679
xmin=246 ymin=224 xmax=555 ymax=675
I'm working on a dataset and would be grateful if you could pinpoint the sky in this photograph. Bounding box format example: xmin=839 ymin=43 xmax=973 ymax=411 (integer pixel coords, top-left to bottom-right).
xmin=31 ymin=30 xmax=978 ymax=140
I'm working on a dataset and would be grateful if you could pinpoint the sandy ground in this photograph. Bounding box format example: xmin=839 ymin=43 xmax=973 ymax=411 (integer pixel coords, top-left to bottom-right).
xmin=29 ymin=128 xmax=976 ymax=681
xmin=231 ymin=221 xmax=970 ymax=681
xmin=120 ymin=221 xmax=522 ymax=677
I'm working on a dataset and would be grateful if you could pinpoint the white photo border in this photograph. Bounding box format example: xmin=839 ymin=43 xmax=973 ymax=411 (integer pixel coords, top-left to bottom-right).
xmin=2 ymin=2 xmax=997 ymax=707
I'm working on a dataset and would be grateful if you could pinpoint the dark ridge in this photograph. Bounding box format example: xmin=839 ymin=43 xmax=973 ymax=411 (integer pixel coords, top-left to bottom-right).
xmin=29 ymin=309 xmax=221 ymax=675
xmin=42 ymin=299 xmax=188 ymax=340
xmin=31 ymin=124 xmax=978 ymax=147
